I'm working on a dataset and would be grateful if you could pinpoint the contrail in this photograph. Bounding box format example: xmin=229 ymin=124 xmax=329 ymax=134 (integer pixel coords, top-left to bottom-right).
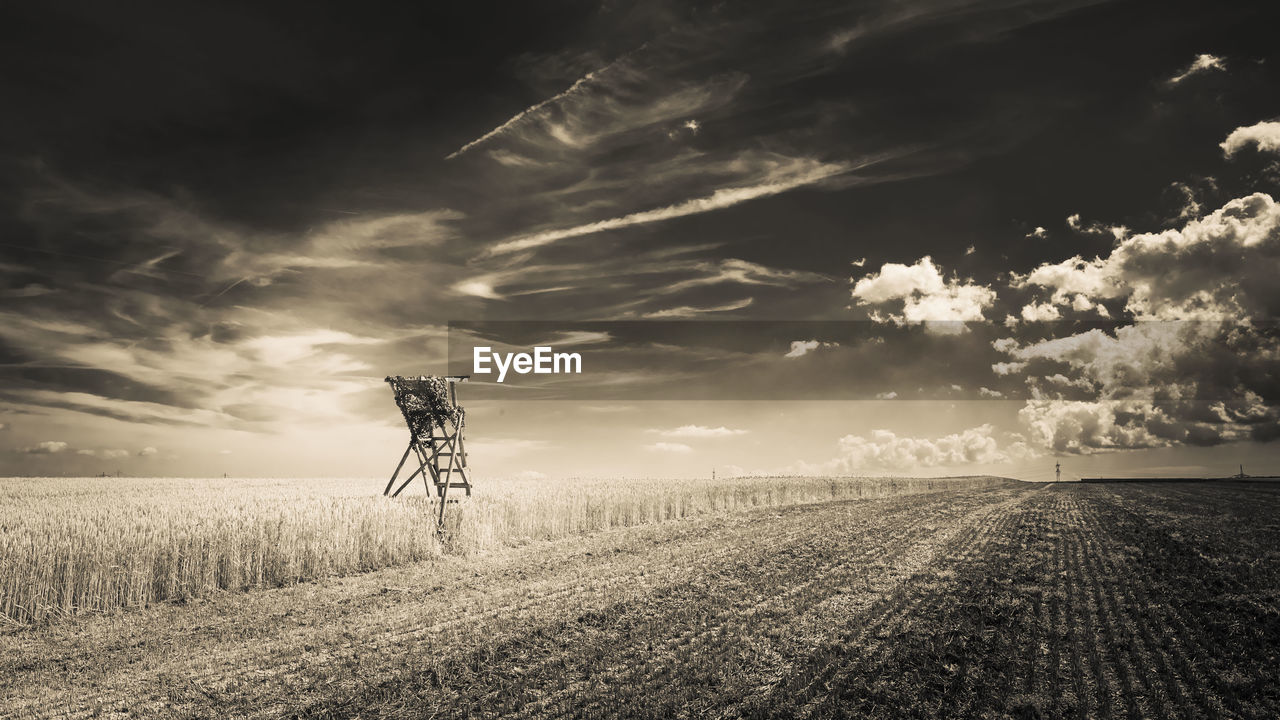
xmin=445 ymin=50 xmax=638 ymax=160
xmin=198 ymin=277 xmax=248 ymax=307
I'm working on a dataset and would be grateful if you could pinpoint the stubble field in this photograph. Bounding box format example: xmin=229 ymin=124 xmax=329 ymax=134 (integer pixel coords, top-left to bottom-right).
xmin=2 ymin=479 xmax=1279 ymax=718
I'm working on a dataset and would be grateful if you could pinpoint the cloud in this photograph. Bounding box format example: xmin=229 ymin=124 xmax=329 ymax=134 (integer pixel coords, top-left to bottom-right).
xmin=1020 ymin=301 xmax=1061 ymax=322
xmin=488 ymin=156 xmax=849 ymax=254
xmin=1167 ymin=53 xmax=1226 ymax=86
xmin=1016 ymin=193 xmax=1280 ymax=321
xmin=0 ymin=423 xmax=7 ymax=431
xmin=1221 ymin=121 xmax=1280 ymax=158
xmin=647 ymin=442 xmax=693 ymax=453
xmin=138 ymin=446 xmax=158 ymax=457
xmin=784 ymin=339 xmax=838 ymax=358
xmin=643 ymin=297 xmax=753 ymax=319
xmin=663 ymin=258 xmax=828 ymax=294
xmin=446 ymin=46 xmax=746 ymax=161
xmin=992 ymin=361 xmax=1027 ymax=376
xmin=1066 ymin=213 xmax=1129 ymax=240
xmin=22 ymin=440 xmax=68 ymax=454
xmin=73 ymin=447 xmax=128 ymax=459
xmin=445 ymin=55 xmax=627 ymax=159
xmin=1026 ymin=226 xmax=1047 ymax=239
xmin=875 ymin=391 xmax=898 ymax=400
xmin=580 ymin=404 xmax=634 ymax=413
xmin=650 ymin=425 xmax=748 ymax=438
xmin=820 ymin=424 xmax=1010 ymax=472
xmin=1167 ymin=181 xmax=1203 ymax=221
xmin=996 ymin=192 xmax=1280 ymax=452
xmin=851 ymin=256 xmax=996 ymax=332
xmin=978 ymin=387 xmax=1004 ymax=398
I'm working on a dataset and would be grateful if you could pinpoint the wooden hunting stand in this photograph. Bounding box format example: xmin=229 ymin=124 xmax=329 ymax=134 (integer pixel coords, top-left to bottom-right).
xmin=383 ymin=375 xmax=471 ymax=527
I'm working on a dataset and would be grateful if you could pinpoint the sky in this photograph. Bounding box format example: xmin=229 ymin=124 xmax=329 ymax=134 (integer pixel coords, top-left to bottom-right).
xmin=1 ymin=0 xmax=1279 ymax=481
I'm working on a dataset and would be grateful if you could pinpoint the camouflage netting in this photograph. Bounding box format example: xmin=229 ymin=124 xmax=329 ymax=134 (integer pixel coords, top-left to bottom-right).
xmin=386 ymin=376 xmax=463 ymax=441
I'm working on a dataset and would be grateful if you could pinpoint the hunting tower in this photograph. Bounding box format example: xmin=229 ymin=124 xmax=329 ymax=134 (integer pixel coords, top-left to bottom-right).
xmin=383 ymin=375 xmax=471 ymax=526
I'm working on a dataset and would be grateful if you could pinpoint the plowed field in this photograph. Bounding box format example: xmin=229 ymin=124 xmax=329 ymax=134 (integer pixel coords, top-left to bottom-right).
xmin=4 ymin=481 xmax=1278 ymax=719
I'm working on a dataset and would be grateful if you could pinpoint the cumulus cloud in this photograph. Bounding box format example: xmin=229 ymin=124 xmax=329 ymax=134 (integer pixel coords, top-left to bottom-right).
xmin=992 ymin=361 xmax=1028 ymax=376
xmin=647 ymin=442 xmax=693 ymax=453
xmin=1066 ymin=213 xmax=1129 ymax=240
xmin=823 ymin=424 xmax=1010 ymax=472
xmin=1167 ymin=181 xmax=1204 ymax=221
xmin=875 ymin=391 xmax=898 ymax=400
xmin=784 ymin=339 xmax=839 ymax=358
xmin=1167 ymin=53 xmax=1226 ymax=85
xmin=1020 ymin=301 xmax=1061 ymax=322
xmin=1017 ymin=193 xmax=1280 ymax=321
xmin=138 ymin=446 xmax=159 ymax=457
xmin=851 ymin=256 xmax=996 ymax=333
xmin=996 ymin=193 xmax=1280 ymax=453
xmin=1221 ymin=121 xmax=1280 ymax=158
xmin=651 ymin=425 xmax=748 ymax=438
xmin=23 ymin=441 xmax=68 ymax=454
xmin=1002 ymin=323 xmax=1278 ymax=448
xmin=1026 ymin=226 xmax=1048 ymax=239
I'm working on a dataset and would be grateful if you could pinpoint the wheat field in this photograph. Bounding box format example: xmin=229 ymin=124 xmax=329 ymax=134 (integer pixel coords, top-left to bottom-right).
xmin=0 ymin=474 xmax=1004 ymax=625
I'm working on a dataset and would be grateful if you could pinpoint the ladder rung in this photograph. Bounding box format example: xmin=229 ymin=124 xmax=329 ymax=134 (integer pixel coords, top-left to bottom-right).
xmin=434 ymin=483 xmax=472 ymax=489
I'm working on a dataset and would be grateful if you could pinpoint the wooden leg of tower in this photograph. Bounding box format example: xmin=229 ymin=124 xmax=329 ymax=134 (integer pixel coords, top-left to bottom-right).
xmin=383 ymin=443 xmax=413 ymax=496
xmin=436 ymin=429 xmax=465 ymax=526
xmin=453 ymin=427 xmax=470 ymax=494
xmin=392 ymin=441 xmax=431 ymax=498
xmin=457 ymin=420 xmax=467 ymax=468
xmin=436 ymin=463 xmax=451 ymax=527
xmin=391 ymin=462 xmax=428 ymax=497
xmin=389 ymin=463 xmax=425 ymax=497
xmin=425 ymin=454 xmax=441 ymax=495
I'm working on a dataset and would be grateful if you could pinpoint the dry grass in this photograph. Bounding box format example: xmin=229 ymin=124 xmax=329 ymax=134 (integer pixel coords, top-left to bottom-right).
xmin=0 ymin=474 xmax=1007 ymax=625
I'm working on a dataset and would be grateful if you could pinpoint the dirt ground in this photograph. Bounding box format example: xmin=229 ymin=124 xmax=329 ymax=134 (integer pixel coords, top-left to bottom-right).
xmin=4 ymin=481 xmax=1278 ymax=719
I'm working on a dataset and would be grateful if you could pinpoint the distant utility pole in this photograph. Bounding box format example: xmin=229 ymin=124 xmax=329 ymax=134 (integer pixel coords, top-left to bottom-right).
xmin=712 ymin=468 xmax=716 ymax=481
xmin=1056 ymin=462 xmax=1061 ymax=482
